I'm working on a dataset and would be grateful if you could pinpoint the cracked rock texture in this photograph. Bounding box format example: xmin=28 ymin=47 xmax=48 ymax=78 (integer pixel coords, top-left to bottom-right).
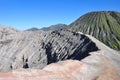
xmin=0 ymin=26 xmax=100 ymax=72
xmin=0 ymin=26 xmax=120 ymax=80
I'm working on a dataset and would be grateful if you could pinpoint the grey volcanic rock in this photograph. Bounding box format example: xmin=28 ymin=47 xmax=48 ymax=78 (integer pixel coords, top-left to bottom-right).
xmin=0 ymin=25 xmax=119 ymax=73
xmin=0 ymin=26 xmax=120 ymax=80
xmin=0 ymin=26 xmax=100 ymax=72
xmin=0 ymin=51 xmax=120 ymax=80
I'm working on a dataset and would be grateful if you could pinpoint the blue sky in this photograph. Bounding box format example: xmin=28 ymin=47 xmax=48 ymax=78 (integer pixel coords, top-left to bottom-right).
xmin=0 ymin=0 xmax=120 ymax=30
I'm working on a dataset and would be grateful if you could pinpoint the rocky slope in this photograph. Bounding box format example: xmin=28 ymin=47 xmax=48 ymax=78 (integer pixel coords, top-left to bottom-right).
xmin=68 ymin=11 xmax=120 ymax=50
xmin=0 ymin=25 xmax=103 ymax=72
xmin=0 ymin=50 xmax=120 ymax=80
xmin=0 ymin=25 xmax=120 ymax=79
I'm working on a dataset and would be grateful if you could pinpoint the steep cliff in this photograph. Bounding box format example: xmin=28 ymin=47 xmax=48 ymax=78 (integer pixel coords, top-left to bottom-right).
xmin=0 ymin=26 xmax=100 ymax=72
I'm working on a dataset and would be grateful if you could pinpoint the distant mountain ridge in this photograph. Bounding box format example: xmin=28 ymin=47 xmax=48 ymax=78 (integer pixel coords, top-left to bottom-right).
xmin=26 ymin=27 xmax=39 ymax=31
xmin=41 ymin=24 xmax=68 ymax=31
xmin=26 ymin=24 xmax=68 ymax=31
xmin=68 ymin=11 xmax=120 ymax=50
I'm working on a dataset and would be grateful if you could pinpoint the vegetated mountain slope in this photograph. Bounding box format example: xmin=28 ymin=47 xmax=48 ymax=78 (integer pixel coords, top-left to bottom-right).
xmin=26 ymin=27 xmax=39 ymax=31
xmin=26 ymin=24 xmax=67 ymax=31
xmin=68 ymin=11 xmax=120 ymax=50
xmin=41 ymin=24 xmax=68 ymax=31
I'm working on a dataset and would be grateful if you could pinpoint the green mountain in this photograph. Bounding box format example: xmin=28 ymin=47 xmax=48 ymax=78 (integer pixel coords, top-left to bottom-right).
xmin=41 ymin=24 xmax=67 ymax=31
xmin=26 ymin=27 xmax=39 ymax=31
xmin=26 ymin=24 xmax=67 ymax=31
xmin=68 ymin=11 xmax=120 ymax=50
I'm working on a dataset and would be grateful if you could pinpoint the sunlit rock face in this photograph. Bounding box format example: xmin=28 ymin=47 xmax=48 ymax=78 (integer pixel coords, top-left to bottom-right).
xmin=0 ymin=26 xmax=120 ymax=80
xmin=0 ymin=51 xmax=120 ymax=80
xmin=0 ymin=26 xmax=100 ymax=72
